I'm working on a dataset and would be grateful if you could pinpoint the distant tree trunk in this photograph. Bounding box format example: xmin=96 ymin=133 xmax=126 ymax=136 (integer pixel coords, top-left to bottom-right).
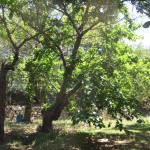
xmin=23 ymin=103 xmax=32 ymax=123
xmin=0 ymin=68 xmax=7 ymax=144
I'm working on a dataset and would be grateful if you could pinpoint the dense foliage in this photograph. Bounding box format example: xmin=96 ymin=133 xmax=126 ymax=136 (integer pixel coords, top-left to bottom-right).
xmin=0 ymin=0 xmax=150 ymax=144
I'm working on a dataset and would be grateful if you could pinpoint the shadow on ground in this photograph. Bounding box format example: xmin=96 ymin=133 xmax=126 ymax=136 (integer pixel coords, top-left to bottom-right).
xmin=0 ymin=122 xmax=150 ymax=150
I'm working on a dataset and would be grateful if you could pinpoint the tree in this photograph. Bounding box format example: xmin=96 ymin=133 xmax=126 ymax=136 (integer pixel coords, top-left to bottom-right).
xmin=0 ymin=1 xmax=39 ymax=143
xmin=0 ymin=0 xmax=149 ymax=143
xmin=133 ymin=47 xmax=150 ymax=102
xmin=43 ymin=0 xmax=123 ymax=132
xmin=69 ymin=24 xmax=146 ymax=128
xmin=22 ymin=0 xmax=144 ymax=132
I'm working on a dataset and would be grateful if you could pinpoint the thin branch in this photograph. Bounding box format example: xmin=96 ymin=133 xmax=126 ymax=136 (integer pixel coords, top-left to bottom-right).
xmin=10 ymin=22 xmax=19 ymax=34
xmin=71 ymin=33 xmax=83 ymax=62
xmin=57 ymin=45 xmax=67 ymax=69
xmin=23 ymin=20 xmax=67 ymax=69
xmin=78 ymin=2 xmax=90 ymax=31
xmin=1 ymin=7 xmax=17 ymax=50
xmin=67 ymin=81 xmax=82 ymax=98
xmin=17 ymin=32 xmax=39 ymax=49
xmin=83 ymin=18 xmax=103 ymax=35
xmin=40 ymin=31 xmax=67 ymax=69
xmin=45 ymin=74 xmax=59 ymax=93
xmin=16 ymin=23 xmax=34 ymax=37
xmin=61 ymin=1 xmax=79 ymax=34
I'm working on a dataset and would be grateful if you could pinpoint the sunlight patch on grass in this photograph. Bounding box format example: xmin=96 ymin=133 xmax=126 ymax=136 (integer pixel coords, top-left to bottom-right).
xmin=1 ymin=117 xmax=150 ymax=150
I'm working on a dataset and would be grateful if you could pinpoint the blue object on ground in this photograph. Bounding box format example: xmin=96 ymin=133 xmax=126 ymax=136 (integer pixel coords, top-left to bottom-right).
xmin=16 ymin=114 xmax=23 ymax=123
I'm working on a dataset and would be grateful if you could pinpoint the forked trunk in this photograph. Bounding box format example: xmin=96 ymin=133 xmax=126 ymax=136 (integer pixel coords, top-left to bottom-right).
xmin=40 ymin=78 xmax=81 ymax=133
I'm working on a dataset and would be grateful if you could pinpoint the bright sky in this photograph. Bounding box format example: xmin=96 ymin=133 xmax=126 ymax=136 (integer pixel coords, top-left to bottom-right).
xmin=135 ymin=19 xmax=150 ymax=48
xmin=127 ymin=2 xmax=150 ymax=49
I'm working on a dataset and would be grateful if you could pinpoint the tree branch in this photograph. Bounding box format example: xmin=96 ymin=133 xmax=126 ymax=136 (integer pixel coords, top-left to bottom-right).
xmin=1 ymin=7 xmax=17 ymax=50
xmin=71 ymin=34 xmax=83 ymax=63
xmin=61 ymin=1 xmax=79 ymax=34
xmin=57 ymin=45 xmax=67 ymax=69
xmin=67 ymin=81 xmax=82 ymax=98
xmin=0 ymin=7 xmax=39 ymax=72
xmin=17 ymin=33 xmax=39 ymax=49
xmin=3 ymin=50 xmax=19 ymax=72
xmin=83 ymin=18 xmax=102 ymax=35
xmin=22 ymin=18 xmax=67 ymax=69
xmin=43 ymin=33 xmax=67 ymax=69
xmin=78 ymin=2 xmax=90 ymax=32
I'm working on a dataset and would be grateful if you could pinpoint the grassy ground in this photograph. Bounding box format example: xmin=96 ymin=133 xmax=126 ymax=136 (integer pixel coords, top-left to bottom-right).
xmin=0 ymin=118 xmax=150 ymax=150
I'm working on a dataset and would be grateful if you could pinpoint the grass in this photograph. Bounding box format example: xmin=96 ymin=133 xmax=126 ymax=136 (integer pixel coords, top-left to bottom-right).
xmin=0 ymin=117 xmax=150 ymax=150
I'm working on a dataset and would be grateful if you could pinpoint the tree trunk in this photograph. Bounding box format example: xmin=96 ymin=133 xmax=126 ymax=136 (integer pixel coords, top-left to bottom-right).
xmin=0 ymin=117 xmax=4 ymax=145
xmin=23 ymin=103 xmax=32 ymax=123
xmin=40 ymin=77 xmax=81 ymax=133
xmin=41 ymin=114 xmax=53 ymax=133
xmin=41 ymin=94 xmax=68 ymax=133
xmin=0 ymin=71 xmax=6 ymax=145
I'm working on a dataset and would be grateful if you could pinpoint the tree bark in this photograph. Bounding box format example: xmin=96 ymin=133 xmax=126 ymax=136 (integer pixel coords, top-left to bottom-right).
xmin=41 ymin=94 xmax=68 ymax=133
xmin=23 ymin=103 xmax=32 ymax=123
xmin=0 ymin=55 xmax=19 ymax=144
xmin=40 ymin=12 xmax=83 ymax=132
xmin=40 ymin=77 xmax=82 ymax=133
xmin=41 ymin=114 xmax=53 ymax=133
xmin=0 ymin=70 xmax=6 ymax=144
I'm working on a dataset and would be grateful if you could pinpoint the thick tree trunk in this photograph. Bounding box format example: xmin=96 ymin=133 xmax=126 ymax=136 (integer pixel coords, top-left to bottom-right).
xmin=41 ymin=94 xmax=68 ymax=133
xmin=0 ymin=106 xmax=5 ymax=145
xmin=0 ymin=71 xmax=6 ymax=145
xmin=40 ymin=78 xmax=81 ymax=133
xmin=41 ymin=114 xmax=53 ymax=132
